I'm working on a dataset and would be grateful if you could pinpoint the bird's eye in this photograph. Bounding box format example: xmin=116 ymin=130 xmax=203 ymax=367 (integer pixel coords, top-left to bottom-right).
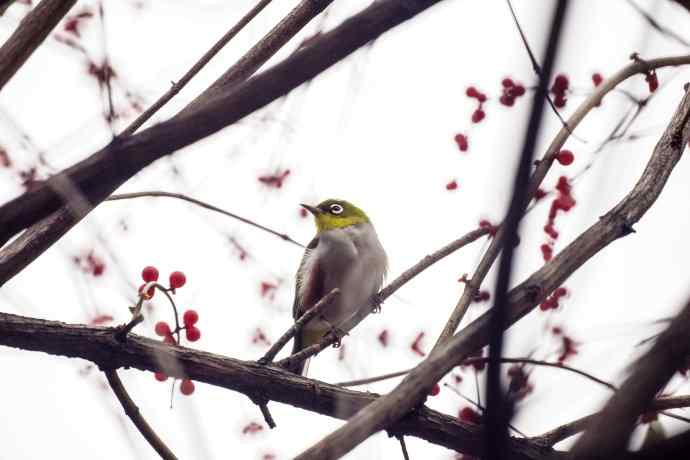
xmin=330 ymin=204 xmax=344 ymax=215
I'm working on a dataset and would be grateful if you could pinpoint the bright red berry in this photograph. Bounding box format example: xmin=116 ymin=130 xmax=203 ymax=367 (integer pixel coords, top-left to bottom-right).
xmin=592 ymin=73 xmax=603 ymax=87
xmin=454 ymin=133 xmax=469 ymax=152
xmin=154 ymin=321 xmax=171 ymax=337
xmin=471 ymin=109 xmax=485 ymax=123
xmin=446 ymin=180 xmax=458 ymax=191
xmin=183 ymin=309 xmax=199 ymax=326
xmin=429 ymin=383 xmax=440 ymax=396
xmin=476 ymin=93 xmax=487 ymax=103
xmin=512 ymin=84 xmax=526 ymax=96
xmin=186 ymin=326 xmax=201 ymax=342
xmin=553 ymin=74 xmax=569 ymax=91
xmin=141 ymin=266 xmax=159 ymax=283
xmin=534 ymin=188 xmax=547 ymax=201
xmin=555 ymin=287 xmax=568 ymax=297
xmin=465 ymin=86 xmax=479 ymax=98
xmin=499 ymin=94 xmax=515 ymax=106
xmin=169 ymin=271 xmax=186 ymax=289
xmin=163 ymin=334 xmax=176 ymax=345
xmin=154 ymin=372 xmax=168 ymax=382
xmin=556 ymin=150 xmax=574 ymax=166
xmin=180 ymin=379 xmax=195 ymax=396
xmin=553 ymin=95 xmax=567 ymax=108
xmin=501 ymin=77 xmax=514 ymax=88
xmin=645 ymin=71 xmax=658 ymax=93
xmin=459 ymin=407 xmax=481 ymax=425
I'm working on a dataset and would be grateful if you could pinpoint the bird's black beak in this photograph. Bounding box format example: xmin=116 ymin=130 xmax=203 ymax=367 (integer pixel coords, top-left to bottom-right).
xmin=300 ymin=203 xmax=321 ymax=216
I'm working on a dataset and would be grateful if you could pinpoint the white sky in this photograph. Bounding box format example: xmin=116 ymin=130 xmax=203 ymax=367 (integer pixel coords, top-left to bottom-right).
xmin=2 ymin=0 xmax=690 ymax=459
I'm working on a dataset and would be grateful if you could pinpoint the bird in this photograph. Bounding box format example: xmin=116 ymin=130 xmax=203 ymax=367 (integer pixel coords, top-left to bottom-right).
xmin=286 ymin=199 xmax=387 ymax=375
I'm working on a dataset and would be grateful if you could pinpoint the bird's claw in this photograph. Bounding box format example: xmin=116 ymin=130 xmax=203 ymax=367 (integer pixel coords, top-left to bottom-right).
xmin=371 ymin=293 xmax=384 ymax=314
xmin=328 ymin=325 xmax=347 ymax=348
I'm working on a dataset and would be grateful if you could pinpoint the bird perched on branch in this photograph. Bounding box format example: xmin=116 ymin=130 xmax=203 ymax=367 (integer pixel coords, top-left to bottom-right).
xmin=286 ymin=199 xmax=387 ymax=375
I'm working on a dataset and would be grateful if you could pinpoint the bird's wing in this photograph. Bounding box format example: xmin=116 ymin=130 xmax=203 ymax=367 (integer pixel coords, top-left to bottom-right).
xmin=292 ymin=236 xmax=324 ymax=320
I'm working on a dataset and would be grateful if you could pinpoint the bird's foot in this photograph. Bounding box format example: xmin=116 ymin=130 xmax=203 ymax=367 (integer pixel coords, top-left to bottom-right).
xmin=326 ymin=323 xmax=348 ymax=348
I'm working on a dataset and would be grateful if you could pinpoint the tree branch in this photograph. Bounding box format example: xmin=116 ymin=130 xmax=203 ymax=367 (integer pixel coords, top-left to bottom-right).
xmin=0 ymin=0 xmax=77 ymax=92
xmin=0 ymin=312 xmax=564 ymax=460
xmin=104 ymin=369 xmax=178 ymax=460
xmin=293 ymin=81 xmax=690 ymax=460
xmin=106 ymin=191 xmax=304 ymax=247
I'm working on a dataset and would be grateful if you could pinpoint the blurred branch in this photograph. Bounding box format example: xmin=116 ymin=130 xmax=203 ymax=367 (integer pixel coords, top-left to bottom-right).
xmin=572 ymin=299 xmax=690 ymax=458
xmin=290 ymin=80 xmax=690 ymax=460
xmin=259 ymin=288 xmax=339 ymax=364
xmin=627 ymin=0 xmax=690 ymax=47
xmin=0 ymin=312 xmax=562 ymax=460
xmin=275 ymin=228 xmax=489 ymax=370
xmin=672 ymin=0 xmax=690 ymax=14
xmin=107 ymin=191 xmax=304 ymax=247
xmin=0 ymin=0 xmax=77 ymax=92
xmin=104 ymin=369 xmax=178 ymax=460
xmin=0 ymin=0 xmax=443 ymax=287
xmin=432 ymin=52 xmax=690 ymax=351
xmin=535 ymin=395 xmax=690 ymax=447
xmin=119 ymin=0 xmax=275 ymax=136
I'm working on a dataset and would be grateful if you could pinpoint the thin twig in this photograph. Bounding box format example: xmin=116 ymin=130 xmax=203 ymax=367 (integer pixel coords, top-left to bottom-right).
xmin=119 ymin=0 xmax=274 ymax=136
xmin=275 ymin=228 xmax=489 ymax=370
xmin=396 ymin=435 xmax=410 ymax=460
xmin=104 ymin=369 xmax=178 ymax=460
xmin=107 ymin=191 xmax=303 ymax=247
xmin=260 ymin=289 xmax=339 ymax=364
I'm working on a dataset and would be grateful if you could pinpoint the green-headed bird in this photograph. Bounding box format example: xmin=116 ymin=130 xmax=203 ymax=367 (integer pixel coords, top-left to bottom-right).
xmin=287 ymin=199 xmax=388 ymax=375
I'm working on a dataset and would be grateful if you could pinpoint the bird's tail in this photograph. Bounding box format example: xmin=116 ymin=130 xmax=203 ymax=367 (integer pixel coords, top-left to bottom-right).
xmin=285 ymin=331 xmax=313 ymax=376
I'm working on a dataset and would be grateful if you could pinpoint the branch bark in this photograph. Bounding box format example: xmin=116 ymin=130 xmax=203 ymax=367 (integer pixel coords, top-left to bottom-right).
xmin=0 ymin=312 xmax=563 ymax=460
xmin=0 ymin=0 xmax=77 ymax=92
xmin=294 ymin=81 xmax=690 ymax=460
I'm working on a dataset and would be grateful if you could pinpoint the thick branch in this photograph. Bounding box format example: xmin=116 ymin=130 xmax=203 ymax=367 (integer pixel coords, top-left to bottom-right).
xmin=0 ymin=312 xmax=562 ymax=460
xmin=0 ymin=0 xmax=76 ymax=92
xmin=294 ymin=83 xmax=690 ymax=460
xmin=104 ymin=369 xmax=178 ymax=460
xmin=572 ymin=299 xmax=690 ymax=458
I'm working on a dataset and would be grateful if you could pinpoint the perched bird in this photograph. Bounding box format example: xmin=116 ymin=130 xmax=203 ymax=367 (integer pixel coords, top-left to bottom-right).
xmin=287 ymin=199 xmax=387 ymax=375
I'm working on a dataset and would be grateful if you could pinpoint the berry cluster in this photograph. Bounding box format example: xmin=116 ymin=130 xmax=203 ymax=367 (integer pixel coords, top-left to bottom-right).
xmin=539 ymin=287 xmax=568 ymax=311
xmin=550 ymin=73 xmax=569 ymax=108
xmin=465 ymin=86 xmax=487 ymax=123
xmin=499 ymin=78 xmax=526 ymax=107
xmin=540 ymin=176 xmax=576 ymax=262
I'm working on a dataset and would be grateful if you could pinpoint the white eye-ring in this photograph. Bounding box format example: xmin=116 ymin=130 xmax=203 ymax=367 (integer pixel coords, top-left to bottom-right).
xmin=330 ymin=203 xmax=344 ymax=215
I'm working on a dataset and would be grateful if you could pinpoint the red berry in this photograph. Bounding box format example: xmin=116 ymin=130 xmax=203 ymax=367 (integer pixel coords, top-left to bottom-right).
xmin=471 ymin=109 xmax=485 ymax=123
xmin=459 ymin=407 xmax=481 ymax=425
xmin=154 ymin=372 xmax=168 ymax=382
xmin=501 ymin=77 xmax=514 ymax=88
xmin=445 ymin=180 xmax=458 ymax=191
xmin=534 ymin=188 xmax=547 ymax=201
xmin=429 ymin=383 xmax=440 ymax=396
xmin=183 ymin=309 xmax=199 ymax=326
xmin=154 ymin=321 xmax=171 ymax=337
xmin=378 ymin=329 xmax=389 ymax=347
xmin=454 ymin=133 xmax=468 ymax=152
xmin=141 ymin=266 xmax=159 ymax=282
xmin=645 ymin=71 xmax=658 ymax=93
xmin=169 ymin=271 xmax=186 ymax=289
xmin=540 ymin=243 xmax=553 ymax=262
xmin=180 ymin=379 xmax=195 ymax=396
xmin=186 ymin=326 xmax=201 ymax=342
xmin=139 ymin=283 xmax=155 ymax=299
xmin=553 ymin=74 xmax=569 ymax=91
xmin=499 ymin=94 xmax=515 ymax=107
xmin=555 ymin=287 xmax=568 ymax=297
xmin=465 ymin=86 xmax=479 ymax=98
xmin=592 ymin=72 xmax=603 ymax=87
xmin=476 ymin=92 xmax=487 ymax=103
xmin=556 ymin=149 xmax=574 ymax=166
xmin=554 ymin=95 xmax=567 ymax=108
xmin=163 ymin=334 xmax=176 ymax=345
xmin=512 ymin=84 xmax=526 ymax=96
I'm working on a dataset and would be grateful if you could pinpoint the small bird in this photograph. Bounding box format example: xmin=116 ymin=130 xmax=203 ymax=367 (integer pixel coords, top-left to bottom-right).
xmin=287 ymin=199 xmax=387 ymax=375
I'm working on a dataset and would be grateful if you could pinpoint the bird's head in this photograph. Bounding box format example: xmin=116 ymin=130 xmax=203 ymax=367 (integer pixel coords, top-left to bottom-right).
xmin=301 ymin=199 xmax=370 ymax=233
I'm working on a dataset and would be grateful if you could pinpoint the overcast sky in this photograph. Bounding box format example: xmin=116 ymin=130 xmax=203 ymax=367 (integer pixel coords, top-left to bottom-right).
xmin=2 ymin=0 xmax=690 ymax=459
